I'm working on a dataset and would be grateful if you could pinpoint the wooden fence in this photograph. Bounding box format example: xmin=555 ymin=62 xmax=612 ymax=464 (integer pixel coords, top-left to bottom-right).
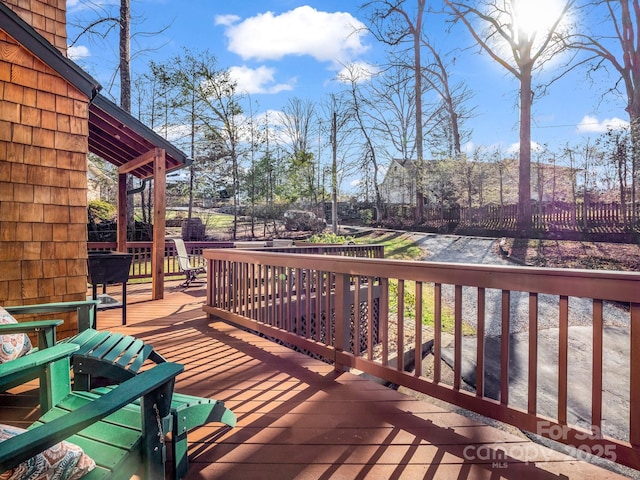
xmin=387 ymin=202 xmax=640 ymax=233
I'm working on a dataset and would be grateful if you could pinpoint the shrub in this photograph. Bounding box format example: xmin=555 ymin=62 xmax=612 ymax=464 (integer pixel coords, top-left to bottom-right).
xmin=88 ymin=200 xmax=116 ymax=222
xmin=307 ymin=232 xmax=355 ymax=244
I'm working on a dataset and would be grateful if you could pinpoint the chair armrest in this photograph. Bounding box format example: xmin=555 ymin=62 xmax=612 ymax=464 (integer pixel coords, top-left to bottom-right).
xmin=0 ymin=320 xmax=63 ymax=333
xmin=0 ymin=320 xmax=63 ymax=349
xmin=0 ymin=344 xmax=80 ymax=385
xmin=5 ymin=300 xmax=98 ymax=332
xmin=0 ymin=362 xmax=184 ymax=471
xmin=0 ymin=343 xmax=78 ymax=379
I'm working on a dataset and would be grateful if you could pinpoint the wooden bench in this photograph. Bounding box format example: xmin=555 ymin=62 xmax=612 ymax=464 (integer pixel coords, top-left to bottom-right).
xmin=2 ymin=300 xmax=236 ymax=480
xmin=0 ymin=344 xmax=184 ymax=479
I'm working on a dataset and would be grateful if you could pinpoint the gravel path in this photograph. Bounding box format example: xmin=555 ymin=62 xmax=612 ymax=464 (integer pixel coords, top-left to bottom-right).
xmin=411 ymin=233 xmax=631 ymax=335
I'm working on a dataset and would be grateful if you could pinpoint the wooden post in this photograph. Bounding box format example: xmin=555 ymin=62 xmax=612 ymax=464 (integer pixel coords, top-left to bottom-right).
xmin=118 ymin=148 xmax=167 ymax=300
xmin=153 ymin=149 xmax=166 ymax=300
xmin=117 ymin=173 xmax=128 ymax=252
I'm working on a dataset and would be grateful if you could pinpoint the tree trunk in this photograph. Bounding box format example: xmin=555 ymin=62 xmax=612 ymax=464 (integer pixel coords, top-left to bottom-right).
xmin=414 ymin=5 xmax=425 ymax=221
xmin=119 ymin=0 xmax=134 ymax=240
xmin=332 ymin=112 xmax=338 ymax=234
xmin=518 ymin=66 xmax=533 ymax=229
xmin=630 ymin=113 xmax=640 ymax=226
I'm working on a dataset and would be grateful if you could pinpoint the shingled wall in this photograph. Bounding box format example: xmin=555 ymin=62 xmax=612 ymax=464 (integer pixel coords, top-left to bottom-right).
xmin=0 ymin=0 xmax=89 ymax=334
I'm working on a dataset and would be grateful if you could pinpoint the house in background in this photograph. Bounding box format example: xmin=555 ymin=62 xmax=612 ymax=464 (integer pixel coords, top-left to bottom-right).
xmin=0 ymin=0 xmax=189 ymax=334
xmin=380 ymin=157 xmax=576 ymax=209
xmin=87 ymin=159 xmax=116 ymax=203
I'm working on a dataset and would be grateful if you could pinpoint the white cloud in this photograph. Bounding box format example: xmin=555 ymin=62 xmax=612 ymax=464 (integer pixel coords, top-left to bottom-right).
xmin=155 ymin=124 xmax=191 ymax=145
xmin=336 ymin=62 xmax=378 ymax=83
xmin=220 ymin=6 xmax=369 ymax=64
xmin=67 ymin=45 xmax=90 ymax=61
xmin=229 ymin=65 xmax=295 ymax=95
xmin=214 ymin=14 xmax=241 ymax=27
xmin=506 ymin=141 xmax=543 ymax=154
xmin=577 ymin=115 xmax=628 ymax=133
xmin=462 ymin=142 xmax=476 ymax=154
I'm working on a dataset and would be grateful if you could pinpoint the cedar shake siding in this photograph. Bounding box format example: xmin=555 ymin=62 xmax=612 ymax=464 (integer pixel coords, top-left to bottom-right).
xmin=2 ymin=0 xmax=68 ymax=55
xmin=0 ymin=29 xmax=89 ymax=305
xmin=0 ymin=0 xmax=93 ymax=336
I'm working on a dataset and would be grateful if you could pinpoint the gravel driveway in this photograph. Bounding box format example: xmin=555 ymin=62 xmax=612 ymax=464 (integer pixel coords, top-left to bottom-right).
xmin=411 ymin=233 xmax=631 ymax=334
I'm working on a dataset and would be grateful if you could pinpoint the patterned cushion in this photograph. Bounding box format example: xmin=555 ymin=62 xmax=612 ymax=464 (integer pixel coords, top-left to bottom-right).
xmin=0 ymin=307 xmax=32 ymax=363
xmin=0 ymin=423 xmax=95 ymax=480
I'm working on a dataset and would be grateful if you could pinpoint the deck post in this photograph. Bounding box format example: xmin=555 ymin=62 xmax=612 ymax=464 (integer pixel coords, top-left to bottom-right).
xmin=334 ymin=273 xmax=351 ymax=372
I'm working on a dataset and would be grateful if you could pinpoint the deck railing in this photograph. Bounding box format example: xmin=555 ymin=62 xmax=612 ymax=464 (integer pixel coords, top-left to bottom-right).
xmin=203 ymin=248 xmax=640 ymax=471
xmin=87 ymin=241 xmax=384 ymax=279
xmin=87 ymin=241 xmax=233 ymax=278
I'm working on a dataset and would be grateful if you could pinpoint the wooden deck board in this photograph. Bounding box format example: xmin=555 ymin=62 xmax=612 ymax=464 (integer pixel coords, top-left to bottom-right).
xmin=0 ymin=281 xmax=631 ymax=479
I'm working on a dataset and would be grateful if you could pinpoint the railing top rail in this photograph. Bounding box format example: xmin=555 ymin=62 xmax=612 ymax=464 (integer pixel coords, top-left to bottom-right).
xmin=203 ymin=248 xmax=640 ymax=303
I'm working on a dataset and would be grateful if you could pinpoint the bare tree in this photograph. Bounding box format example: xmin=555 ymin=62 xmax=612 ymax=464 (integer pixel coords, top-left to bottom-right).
xmin=362 ymin=0 xmax=429 ymax=218
xmin=277 ymin=98 xmax=318 ymax=204
xmin=321 ymin=93 xmax=356 ymax=232
xmin=599 ymin=128 xmax=633 ymax=227
xmin=368 ymin=64 xmax=418 ymax=164
xmin=152 ymin=50 xmax=246 ymax=238
xmin=421 ymin=42 xmax=474 ymax=156
xmin=444 ymin=0 xmax=574 ymax=228
xmin=567 ymin=0 xmax=640 ymax=224
xmin=339 ymin=64 xmax=386 ymax=223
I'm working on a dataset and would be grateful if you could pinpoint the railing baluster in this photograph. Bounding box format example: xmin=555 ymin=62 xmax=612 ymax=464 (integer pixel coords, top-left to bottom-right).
xmin=415 ymin=281 xmax=423 ymax=378
xmin=270 ymin=265 xmax=276 ymax=327
xmin=334 ymin=273 xmax=349 ymax=371
xmin=397 ymin=280 xmax=405 ymax=371
xmin=434 ymin=283 xmax=442 ymax=384
xmin=500 ymin=290 xmax=510 ymax=405
xmin=381 ymin=277 xmax=389 ymax=367
xmin=592 ymin=298 xmax=603 ymax=431
xmin=305 ymin=268 xmax=311 ymax=339
xmin=558 ymin=295 xmax=569 ymax=425
xmin=367 ymin=276 xmax=374 ymax=361
xmin=295 ymin=267 xmax=302 ymax=334
xmin=354 ymin=276 xmax=361 ymax=357
xmin=454 ymin=285 xmax=462 ymax=390
xmin=277 ymin=266 xmax=283 ymax=329
xmin=476 ymin=287 xmax=485 ymax=398
xmin=239 ymin=262 xmax=246 ymax=316
xmin=326 ymin=272 xmax=332 ymax=345
xmin=223 ymin=261 xmax=229 ymax=309
xmin=528 ymin=292 xmax=539 ymax=415
xmin=314 ymin=271 xmax=321 ymax=343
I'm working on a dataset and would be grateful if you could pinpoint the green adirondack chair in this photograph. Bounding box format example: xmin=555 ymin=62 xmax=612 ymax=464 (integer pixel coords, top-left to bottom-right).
xmin=0 ymin=344 xmax=184 ymax=479
xmin=1 ymin=299 xmax=236 ymax=480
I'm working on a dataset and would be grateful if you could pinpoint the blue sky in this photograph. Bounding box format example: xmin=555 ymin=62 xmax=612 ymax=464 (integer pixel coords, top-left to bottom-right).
xmin=66 ymin=0 xmax=629 ymax=182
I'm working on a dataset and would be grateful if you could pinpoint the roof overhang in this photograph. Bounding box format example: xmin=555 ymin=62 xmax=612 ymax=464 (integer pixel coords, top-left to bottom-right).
xmin=1 ymin=2 xmax=191 ymax=179
xmin=89 ymin=94 xmax=191 ymax=179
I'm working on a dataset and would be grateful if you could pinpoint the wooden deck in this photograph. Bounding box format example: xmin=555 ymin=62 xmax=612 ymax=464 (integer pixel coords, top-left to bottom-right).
xmin=1 ymin=281 xmax=632 ymax=479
